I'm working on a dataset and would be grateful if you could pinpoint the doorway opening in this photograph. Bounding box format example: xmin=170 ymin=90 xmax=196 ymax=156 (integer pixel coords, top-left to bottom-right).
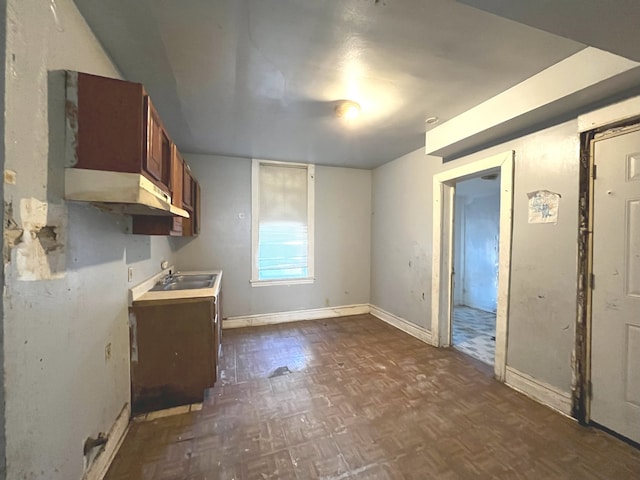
xmin=451 ymin=175 xmax=501 ymax=365
xmin=431 ymin=151 xmax=514 ymax=381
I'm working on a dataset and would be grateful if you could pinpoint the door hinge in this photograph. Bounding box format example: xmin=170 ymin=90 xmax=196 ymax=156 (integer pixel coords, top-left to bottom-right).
xmin=590 ymin=273 xmax=595 ymax=290
xmin=592 ymin=164 xmax=597 ymax=179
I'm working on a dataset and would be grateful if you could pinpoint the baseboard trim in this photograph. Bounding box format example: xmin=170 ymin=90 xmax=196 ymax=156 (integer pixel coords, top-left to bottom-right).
xmin=83 ymin=403 xmax=130 ymax=480
xmin=505 ymin=366 xmax=572 ymax=416
xmin=224 ymin=304 xmax=371 ymax=329
xmin=369 ymin=305 xmax=433 ymax=345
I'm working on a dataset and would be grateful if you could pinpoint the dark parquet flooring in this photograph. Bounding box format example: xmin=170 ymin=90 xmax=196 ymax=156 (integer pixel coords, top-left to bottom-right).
xmin=105 ymin=314 xmax=640 ymax=479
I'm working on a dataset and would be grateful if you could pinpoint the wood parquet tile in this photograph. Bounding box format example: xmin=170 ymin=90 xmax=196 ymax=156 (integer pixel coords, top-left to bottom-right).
xmin=105 ymin=314 xmax=640 ymax=479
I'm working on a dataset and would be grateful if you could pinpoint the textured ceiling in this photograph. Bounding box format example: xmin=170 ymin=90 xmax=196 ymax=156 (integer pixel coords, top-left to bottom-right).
xmin=73 ymin=0 xmax=585 ymax=168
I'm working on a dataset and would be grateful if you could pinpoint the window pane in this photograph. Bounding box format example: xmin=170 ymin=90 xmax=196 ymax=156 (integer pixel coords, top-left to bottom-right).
xmin=255 ymin=162 xmax=311 ymax=282
xmin=258 ymin=222 xmax=308 ymax=280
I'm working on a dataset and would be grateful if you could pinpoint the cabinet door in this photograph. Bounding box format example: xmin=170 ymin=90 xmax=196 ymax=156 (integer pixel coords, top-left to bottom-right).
xmin=171 ymin=147 xmax=184 ymax=208
xmin=193 ymin=180 xmax=201 ymax=235
xmin=183 ymin=164 xmax=193 ymax=210
xmin=144 ymin=97 xmax=171 ymax=189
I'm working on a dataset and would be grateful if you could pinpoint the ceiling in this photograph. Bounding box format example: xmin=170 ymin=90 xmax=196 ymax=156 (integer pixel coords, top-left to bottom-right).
xmin=74 ymin=0 xmax=586 ymax=169
xmin=459 ymin=0 xmax=640 ymax=63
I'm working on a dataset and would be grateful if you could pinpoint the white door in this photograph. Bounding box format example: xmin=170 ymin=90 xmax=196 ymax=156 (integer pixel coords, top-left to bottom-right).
xmin=591 ymin=127 xmax=640 ymax=443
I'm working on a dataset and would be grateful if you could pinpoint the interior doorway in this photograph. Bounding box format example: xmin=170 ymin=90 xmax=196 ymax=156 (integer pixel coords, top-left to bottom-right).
xmin=431 ymin=150 xmax=514 ymax=381
xmin=451 ymin=175 xmax=501 ymax=365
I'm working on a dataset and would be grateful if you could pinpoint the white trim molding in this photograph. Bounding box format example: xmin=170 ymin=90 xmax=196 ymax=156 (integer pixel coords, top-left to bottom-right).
xmin=370 ymin=305 xmax=434 ymax=345
xmin=431 ymin=150 xmax=514 ymax=382
xmin=505 ymin=366 xmax=572 ymax=416
xmin=578 ymin=94 xmax=640 ymax=132
xmin=223 ymin=304 xmax=370 ymax=329
xmin=83 ymin=403 xmax=130 ymax=480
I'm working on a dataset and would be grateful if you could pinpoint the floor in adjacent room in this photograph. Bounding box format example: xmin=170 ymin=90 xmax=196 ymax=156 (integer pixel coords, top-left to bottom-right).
xmin=452 ymin=305 xmax=496 ymax=365
xmin=105 ymin=314 xmax=640 ymax=480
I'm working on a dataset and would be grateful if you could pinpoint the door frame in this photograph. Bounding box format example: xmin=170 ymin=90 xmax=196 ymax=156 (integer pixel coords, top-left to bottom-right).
xmin=431 ymin=150 xmax=514 ymax=381
xmin=584 ymin=123 xmax=640 ymax=424
xmin=575 ymin=96 xmax=640 ymax=423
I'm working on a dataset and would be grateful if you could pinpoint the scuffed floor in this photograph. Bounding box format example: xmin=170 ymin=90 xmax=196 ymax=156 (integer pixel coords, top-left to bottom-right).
xmin=105 ymin=314 xmax=640 ymax=479
xmin=452 ymin=305 xmax=496 ymax=365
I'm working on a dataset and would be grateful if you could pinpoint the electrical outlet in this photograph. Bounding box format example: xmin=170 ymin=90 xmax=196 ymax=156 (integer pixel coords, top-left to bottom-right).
xmin=128 ymin=267 xmax=133 ymax=282
xmin=105 ymin=342 xmax=112 ymax=362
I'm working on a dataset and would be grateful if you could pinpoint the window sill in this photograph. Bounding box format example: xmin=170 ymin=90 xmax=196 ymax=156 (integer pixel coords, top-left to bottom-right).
xmin=250 ymin=277 xmax=315 ymax=287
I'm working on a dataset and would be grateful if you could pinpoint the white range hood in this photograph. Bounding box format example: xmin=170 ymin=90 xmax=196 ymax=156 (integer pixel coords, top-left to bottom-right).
xmin=65 ymin=168 xmax=190 ymax=218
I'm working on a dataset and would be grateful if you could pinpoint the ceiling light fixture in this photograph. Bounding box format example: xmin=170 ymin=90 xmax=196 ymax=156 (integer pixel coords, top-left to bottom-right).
xmin=425 ymin=116 xmax=439 ymax=125
xmin=335 ymin=100 xmax=361 ymax=120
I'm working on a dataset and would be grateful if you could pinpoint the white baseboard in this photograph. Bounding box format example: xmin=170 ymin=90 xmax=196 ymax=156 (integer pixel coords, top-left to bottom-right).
xmin=369 ymin=305 xmax=433 ymax=345
xmin=223 ymin=304 xmax=370 ymax=329
xmin=83 ymin=403 xmax=130 ymax=480
xmin=505 ymin=366 xmax=572 ymax=416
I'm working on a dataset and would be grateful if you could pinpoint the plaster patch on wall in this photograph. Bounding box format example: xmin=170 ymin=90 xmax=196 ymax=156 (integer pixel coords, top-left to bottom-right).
xmin=4 ymin=201 xmax=24 ymax=263
xmin=129 ymin=311 xmax=138 ymax=363
xmin=4 ymin=170 xmax=17 ymax=185
xmin=15 ymin=198 xmax=67 ymax=280
xmin=65 ymin=71 xmax=79 ymax=167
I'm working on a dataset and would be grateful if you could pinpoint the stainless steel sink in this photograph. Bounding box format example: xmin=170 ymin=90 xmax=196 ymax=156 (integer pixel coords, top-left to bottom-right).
xmin=149 ymin=274 xmax=216 ymax=291
xmin=173 ymin=274 xmax=216 ymax=282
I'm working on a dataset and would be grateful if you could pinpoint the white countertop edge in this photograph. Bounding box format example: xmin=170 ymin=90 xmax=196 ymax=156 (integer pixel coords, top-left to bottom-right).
xmin=132 ymin=269 xmax=223 ymax=304
xmin=129 ymin=265 xmax=175 ymax=305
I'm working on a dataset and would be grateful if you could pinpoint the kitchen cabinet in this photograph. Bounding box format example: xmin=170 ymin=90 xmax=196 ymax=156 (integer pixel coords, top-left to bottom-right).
xmin=182 ymin=179 xmax=201 ymax=237
xmin=145 ymin=97 xmax=172 ymax=187
xmin=182 ymin=164 xmax=194 ymax=211
xmin=132 ymin=146 xmax=186 ymax=236
xmin=67 ymin=71 xmax=172 ymax=194
xmin=133 ymin=174 xmax=201 ymax=236
xmin=129 ymin=292 xmax=221 ymax=414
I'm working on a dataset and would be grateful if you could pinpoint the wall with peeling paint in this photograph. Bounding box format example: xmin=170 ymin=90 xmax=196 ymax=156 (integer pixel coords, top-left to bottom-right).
xmin=0 ymin=0 xmax=6 ymax=475
xmin=3 ymin=1 xmax=177 ymax=479
xmin=371 ymin=120 xmax=579 ymax=394
xmin=370 ymin=153 xmax=433 ymax=328
xmin=173 ymin=154 xmax=372 ymax=317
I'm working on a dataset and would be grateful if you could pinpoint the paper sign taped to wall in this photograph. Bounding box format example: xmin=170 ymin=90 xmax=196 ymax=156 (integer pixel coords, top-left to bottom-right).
xmin=527 ymin=190 xmax=560 ymax=224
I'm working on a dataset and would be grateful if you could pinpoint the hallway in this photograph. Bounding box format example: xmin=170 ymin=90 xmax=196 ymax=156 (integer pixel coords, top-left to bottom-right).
xmin=105 ymin=315 xmax=640 ymax=479
xmin=452 ymin=305 xmax=496 ymax=365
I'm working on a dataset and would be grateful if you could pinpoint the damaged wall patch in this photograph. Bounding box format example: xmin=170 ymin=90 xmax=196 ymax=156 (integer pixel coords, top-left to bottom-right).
xmin=15 ymin=198 xmax=66 ymax=280
xmin=4 ymin=201 xmax=24 ymax=263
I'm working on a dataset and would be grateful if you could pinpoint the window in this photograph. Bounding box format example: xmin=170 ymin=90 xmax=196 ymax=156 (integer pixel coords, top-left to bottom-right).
xmin=251 ymin=159 xmax=315 ymax=285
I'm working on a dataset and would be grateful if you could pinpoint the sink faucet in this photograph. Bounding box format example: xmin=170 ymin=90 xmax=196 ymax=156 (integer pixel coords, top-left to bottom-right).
xmin=162 ymin=273 xmax=174 ymax=285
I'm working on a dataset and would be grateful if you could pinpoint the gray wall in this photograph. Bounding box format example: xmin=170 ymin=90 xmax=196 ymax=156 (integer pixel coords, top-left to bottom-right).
xmin=457 ymin=191 xmax=500 ymax=313
xmin=3 ymin=1 xmax=177 ymax=478
xmin=371 ymin=120 xmax=579 ymax=393
xmin=174 ymin=154 xmax=372 ymax=317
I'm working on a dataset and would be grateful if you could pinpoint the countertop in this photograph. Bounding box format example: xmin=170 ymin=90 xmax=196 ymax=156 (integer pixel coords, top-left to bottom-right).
xmin=130 ymin=269 xmax=223 ymax=306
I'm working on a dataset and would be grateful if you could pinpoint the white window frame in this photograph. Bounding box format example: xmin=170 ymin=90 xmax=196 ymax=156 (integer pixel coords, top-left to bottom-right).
xmin=251 ymin=159 xmax=315 ymax=286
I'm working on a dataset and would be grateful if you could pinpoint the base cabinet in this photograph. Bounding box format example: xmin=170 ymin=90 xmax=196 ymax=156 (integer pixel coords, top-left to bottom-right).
xmin=129 ymin=295 xmax=221 ymax=415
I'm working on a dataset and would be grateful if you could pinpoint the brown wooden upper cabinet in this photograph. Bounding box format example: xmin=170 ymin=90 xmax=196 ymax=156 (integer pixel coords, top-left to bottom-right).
xmin=68 ymin=72 xmax=172 ymax=194
xmin=144 ymin=96 xmax=172 ymax=188
xmin=182 ymin=163 xmax=194 ymax=211
xmin=67 ymin=71 xmax=201 ymax=236
xmin=179 ymin=179 xmax=201 ymax=237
